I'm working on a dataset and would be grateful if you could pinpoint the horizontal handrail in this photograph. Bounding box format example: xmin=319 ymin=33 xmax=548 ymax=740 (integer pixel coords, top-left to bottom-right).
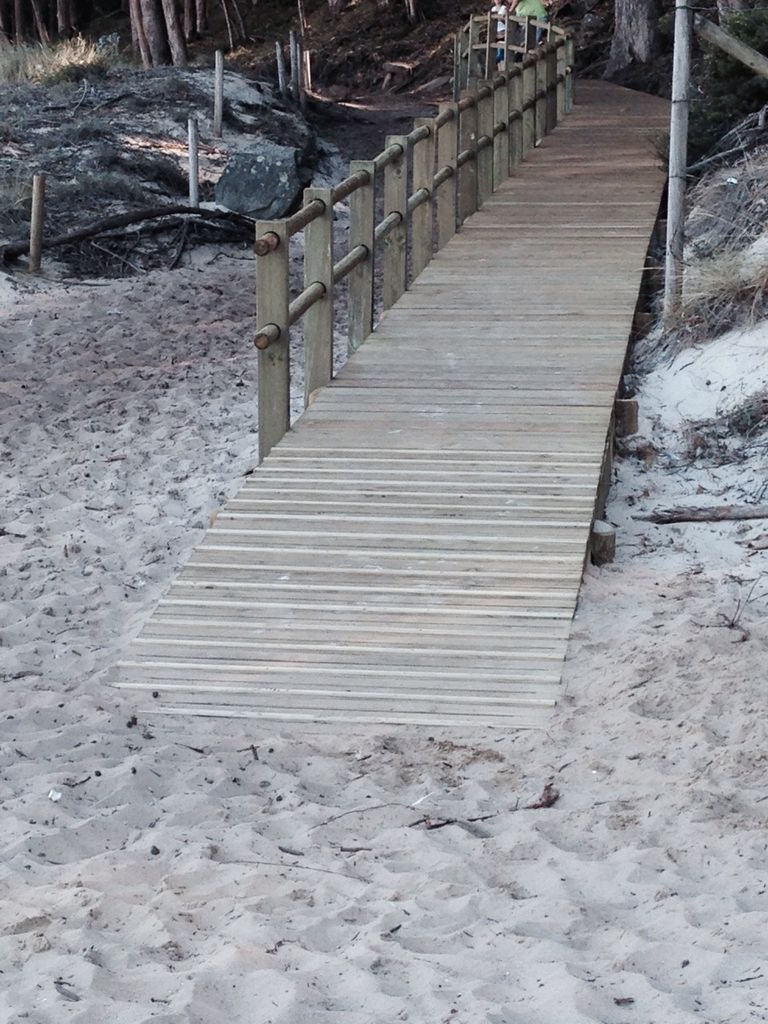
xmin=252 ymin=15 xmax=575 ymax=461
xmin=288 ymin=279 xmax=325 ymax=323
xmin=286 ymin=197 xmax=326 ymax=235
xmin=332 ymin=168 xmax=371 ymax=203
xmin=433 ymin=164 xmax=454 ymax=189
xmin=407 ymin=186 xmax=431 ymax=214
xmin=374 ymin=210 xmax=403 ymax=243
xmin=374 ymin=142 xmax=404 ymax=172
xmin=408 ymin=123 xmax=432 ymax=145
xmin=333 ymin=243 xmax=368 ymax=285
xmin=434 ymin=106 xmax=456 ymax=129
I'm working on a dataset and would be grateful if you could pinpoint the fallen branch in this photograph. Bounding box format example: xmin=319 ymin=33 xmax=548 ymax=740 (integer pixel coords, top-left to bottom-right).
xmin=641 ymin=504 xmax=768 ymax=525
xmin=0 ymin=205 xmax=255 ymax=264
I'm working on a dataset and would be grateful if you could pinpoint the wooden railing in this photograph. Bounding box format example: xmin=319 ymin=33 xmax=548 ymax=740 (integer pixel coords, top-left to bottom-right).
xmin=455 ymin=13 xmax=573 ymax=92
xmin=253 ymin=30 xmax=574 ymax=463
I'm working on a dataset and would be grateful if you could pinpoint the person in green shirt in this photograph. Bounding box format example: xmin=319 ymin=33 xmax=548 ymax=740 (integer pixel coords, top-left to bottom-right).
xmin=512 ymin=0 xmax=548 ymax=44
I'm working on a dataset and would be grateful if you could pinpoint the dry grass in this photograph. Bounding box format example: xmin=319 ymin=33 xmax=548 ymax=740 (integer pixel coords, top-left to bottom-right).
xmin=680 ymin=243 xmax=768 ymax=340
xmin=0 ymin=38 xmax=118 ymax=85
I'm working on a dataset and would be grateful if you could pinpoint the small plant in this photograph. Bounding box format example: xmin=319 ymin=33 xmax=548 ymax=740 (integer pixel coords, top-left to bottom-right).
xmin=718 ymin=574 xmax=765 ymax=640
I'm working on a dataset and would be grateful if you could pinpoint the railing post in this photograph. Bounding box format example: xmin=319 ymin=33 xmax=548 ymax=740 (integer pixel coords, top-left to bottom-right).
xmin=556 ymin=41 xmax=566 ymax=122
xmin=493 ymin=73 xmax=510 ymax=189
xmin=535 ymin=52 xmax=547 ymax=144
xmin=383 ymin=135 xmax=409 ymax=311
xmin=522 ymin=60 xmax=536 ymax=157
xmin=524 ymin=16 xmax=535 ymax=52
xmin=411 ymin=118 xmax=436 ymax=281
xmin=256 ymin=220 xmax=290 ymax=463
xmin=348 ymin=159 xmax=376 ymax=353
xmin=565 ymin=36 xmax=575 ymax=112
xmin=484 ymin=9 xmax=493 ymax=78
xmin=546 ymin=43 xmax=558 ymax=132
xmin=303 ymin=187 xmax=334 ymax=405
xmin=509 ymin=68 xmax=523 ymax=169
xmin=458 ymin=90 xmax=478 ymax=224
xmin=437 ymin=103 xmax=459 ymax=249
xmin=476 ymin=82 xmax=494 ymax=205
xmin=467 ymin=15 xmax=480 ymax=85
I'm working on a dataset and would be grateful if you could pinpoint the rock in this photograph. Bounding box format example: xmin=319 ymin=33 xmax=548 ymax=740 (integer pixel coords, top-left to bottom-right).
xmin=214 ymin=142 xmax=303 ymax=219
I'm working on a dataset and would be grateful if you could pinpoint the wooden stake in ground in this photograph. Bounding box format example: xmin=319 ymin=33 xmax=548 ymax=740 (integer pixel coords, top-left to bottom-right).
xmin=663 ymin=0 xmax=691 ymax=324
xmin=213 ymin=49 xmax=224 ymax=138
xmin=275 ymin=41 xmax=288 ymax=98
xmin=29 ymin=174 xmax=45 ymax=274
xmin=289 ymin=30 xmax=300 ymax=103
xmin=187 ymin=117 xmax=199 ymax=207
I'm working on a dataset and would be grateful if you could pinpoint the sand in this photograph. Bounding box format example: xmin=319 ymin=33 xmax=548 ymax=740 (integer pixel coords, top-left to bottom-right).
xmin=2 ymin=259 xmax=768 ymax=1023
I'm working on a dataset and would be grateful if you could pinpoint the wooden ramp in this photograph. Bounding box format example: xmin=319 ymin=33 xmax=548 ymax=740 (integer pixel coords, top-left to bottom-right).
xmin=117 ymin=81 xmax=669 ymax=728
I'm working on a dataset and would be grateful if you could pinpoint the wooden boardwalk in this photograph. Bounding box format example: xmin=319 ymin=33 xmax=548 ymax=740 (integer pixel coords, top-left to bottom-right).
xmin=117 ymin=81 xmax=669 ymax=728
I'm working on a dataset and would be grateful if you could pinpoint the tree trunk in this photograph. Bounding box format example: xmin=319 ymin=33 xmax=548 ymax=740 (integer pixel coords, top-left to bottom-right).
xmin=195 ymin=0 xmax=206 ymax=35
xmin=13 ymin=0 xmax=24 ymax=42
xmin=229 ymin=0 xmax=246 ymax=42
xmin=30 ymin=0 xmax=50 ymax=42
xmin=606 ymin=0 xmax=659 ymax=76
xmin=0 ymin=0 xmax=12 ymax=44
xmin=57 ymin=0 xmax=76 ymax=36
xmin=140 ymin=0 xmax=171 ymax=64
xmin=129 ymin=0 xmax=153 ymax=65
xmin=219 ymin=0 xmax=234 ymax=49
xmin=160 ymin=0 xmax=188 ymax=64
xmin=183 ymin=0 xmax=194 ymax=40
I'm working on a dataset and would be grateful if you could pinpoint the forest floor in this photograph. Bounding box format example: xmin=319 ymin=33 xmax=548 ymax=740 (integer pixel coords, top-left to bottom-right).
xmin=2 ymin=59 xmax=768 ymax=1024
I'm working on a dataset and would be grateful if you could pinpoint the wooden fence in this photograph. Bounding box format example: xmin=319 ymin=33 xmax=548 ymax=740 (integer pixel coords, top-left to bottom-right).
xmin=253 ymin=28 xmax=574 ymax=463
xmin=455 ymin=13 xmax=573 ymax=92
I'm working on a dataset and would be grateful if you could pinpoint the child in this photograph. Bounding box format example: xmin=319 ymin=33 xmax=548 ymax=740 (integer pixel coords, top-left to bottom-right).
xmin=491 ymin=1 xmax=508 ymax=64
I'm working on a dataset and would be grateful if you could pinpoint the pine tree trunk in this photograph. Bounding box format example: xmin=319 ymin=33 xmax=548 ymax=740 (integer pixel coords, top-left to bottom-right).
xmin=160 ymin=0 xmax=187 ymax=64
xmin=195 ymin=0 xmax=206 ymax=35
xmin=140 ymin=0 xmax=171 ymax=64
xmin=129 ymin=0 xmax=153 ymax=65
xmin=606 ymin=0 xmax=659 ymax=75
xmin=56 ymin=0 xmax=74 ymax=36
xmin=0 ymin=0 xmax=12 ymax=44
xmin=30 ymin=0 xmax=50 ymax=42
xmin=183 ymin=0 xmax=194 ymax=40
xmin=14 ymin=0 xmax=24 ymax=42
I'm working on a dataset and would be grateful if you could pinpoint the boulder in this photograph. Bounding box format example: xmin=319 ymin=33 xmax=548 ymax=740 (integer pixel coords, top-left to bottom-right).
xmin=214 ymin=141 xmax=303 ymax=219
